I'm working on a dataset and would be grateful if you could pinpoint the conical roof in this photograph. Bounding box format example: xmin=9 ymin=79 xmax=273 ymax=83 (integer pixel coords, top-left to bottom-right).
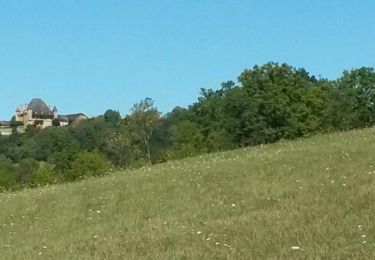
xmin=27 ymin=98 xmax=53 ymax=116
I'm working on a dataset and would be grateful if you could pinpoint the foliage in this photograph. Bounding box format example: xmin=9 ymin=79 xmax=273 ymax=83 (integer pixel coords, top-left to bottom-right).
xmin=29 ymin=163 xmax=57 ymax=187
xmin=1 ymin=62 xmax=375 ymax=189
xmin=15 ymin=158 xmax=39 ymax=184
xmin=171 ymin=120 xmax=206 ymax=158
xmin=102 ymin=129 xmax=136 ymax=167
xmin=9 ymin=116 xmax=23 ymax=127
xmin=68 ymin=151 xmax=113 ymax=180
xmin=0 ymin=156 xmax=17 ymax=190
xmin=104 ymin=109 xmax=122 ymax=127
xmin=336 ymin=67 xmax=375 ymax=127
xmin=52 ymin=118 xmax=61 ymax=127
xmin=125 ymin=98 xmax=161 ymax=164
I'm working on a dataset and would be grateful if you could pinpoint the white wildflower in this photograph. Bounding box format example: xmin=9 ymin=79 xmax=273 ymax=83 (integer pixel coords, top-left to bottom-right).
xmin=224 ymin=243 xmax=232 ymax=249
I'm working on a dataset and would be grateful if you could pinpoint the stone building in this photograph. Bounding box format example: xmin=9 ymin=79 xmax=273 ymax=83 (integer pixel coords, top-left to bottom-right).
xmin=15 ymin=98 xmax=87 ymax=129
xmin=0 ymin=121 xmax=12 ymax=136
xmin=16 ymin=98 xmax=56 ymax=128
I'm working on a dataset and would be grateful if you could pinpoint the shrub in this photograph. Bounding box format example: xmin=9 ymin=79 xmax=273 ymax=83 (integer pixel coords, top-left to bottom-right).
xmin=68 ymin=151 xmax=113 ymax=180
xmin=30 ymin=163 xmax=57 ymax=187
xmin=16 ymin=158 xmax=39 ymax=184
xmin=0 ymin=155 xmax=18 ymax=190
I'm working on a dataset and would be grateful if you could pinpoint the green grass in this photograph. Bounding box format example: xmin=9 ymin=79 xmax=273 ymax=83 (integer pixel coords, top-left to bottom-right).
xmin=0 ymin=128 xmax=374 ymax=259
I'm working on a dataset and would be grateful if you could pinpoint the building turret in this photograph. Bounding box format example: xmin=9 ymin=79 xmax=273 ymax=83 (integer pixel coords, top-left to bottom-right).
xmin=52 ymin=106 xmax=58 ymax=119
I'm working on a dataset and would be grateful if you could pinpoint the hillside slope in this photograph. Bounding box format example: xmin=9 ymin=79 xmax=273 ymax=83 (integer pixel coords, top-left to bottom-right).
xmin=0 ymin=128 xmax=374 ymax=259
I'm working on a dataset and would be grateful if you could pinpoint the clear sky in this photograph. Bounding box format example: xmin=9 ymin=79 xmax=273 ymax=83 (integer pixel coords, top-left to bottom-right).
xmin=1 ymin=0 xmax=374 ymax=120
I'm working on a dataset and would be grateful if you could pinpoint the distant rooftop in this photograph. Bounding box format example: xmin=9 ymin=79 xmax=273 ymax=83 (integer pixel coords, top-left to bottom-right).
xmin=27 ymin=98 xmax=54 ymax=116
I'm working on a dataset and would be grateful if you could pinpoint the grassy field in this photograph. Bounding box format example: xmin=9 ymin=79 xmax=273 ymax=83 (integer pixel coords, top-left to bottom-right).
xmin=0 ymin=128 xmax=374 ymax=259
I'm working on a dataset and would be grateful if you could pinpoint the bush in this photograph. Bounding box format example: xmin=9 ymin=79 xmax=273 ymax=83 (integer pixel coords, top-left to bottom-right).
xmin=16 ymin=158 xmax=39 ymax=184
xmin=206 ymin=129 xmax=234 ymax=152
xmin=30 ymin=163 xmax=57 ymax=187
xmin=68 ymin=151 xmax=113 ymax=180
xmin=0 ymin=156 xmax=18 ymax=190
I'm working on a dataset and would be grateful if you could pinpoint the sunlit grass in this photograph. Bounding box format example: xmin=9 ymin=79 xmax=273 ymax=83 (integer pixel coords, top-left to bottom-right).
xmin=0 ymin=128 xmax=374 ymax=259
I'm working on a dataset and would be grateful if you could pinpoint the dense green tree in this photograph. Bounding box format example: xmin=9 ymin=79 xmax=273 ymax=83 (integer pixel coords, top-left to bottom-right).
xmin=222 ymin=86 xmax=269 ymax=146
xmin=336 ymin=67 xmax=375 ymax=127
xmin=206 ymin=129 xmax=234 ymax=152
xmin=171 ymin=120 xmax=206 ymax=158
xmin=104 ymin=109 xmax=122 ymax=127
xmin=150 ymin=107 xmax=190 ymax=162
xmin=49 ymin=146 xmax=79 ymax=172
xmin=22 ymin=127 xmax=79 ymax=163
xmin=70 ymin=117 xmax=111 ymax=151
xmin=238 ymin=62 xmax=325 ymax=140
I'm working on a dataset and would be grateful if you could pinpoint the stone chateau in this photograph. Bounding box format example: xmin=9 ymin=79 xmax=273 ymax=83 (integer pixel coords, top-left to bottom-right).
xmin=0 ymin=98 xmax=87 ymax=135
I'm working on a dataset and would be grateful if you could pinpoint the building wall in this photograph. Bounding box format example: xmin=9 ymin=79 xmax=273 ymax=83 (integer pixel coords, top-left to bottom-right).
xmin=0 ymin=127 xmax=12 ymax=136
xmin=0 ymin=126 xmax=25 ymax=136
xmin=15 ymin=107 xmax=53 ymax=129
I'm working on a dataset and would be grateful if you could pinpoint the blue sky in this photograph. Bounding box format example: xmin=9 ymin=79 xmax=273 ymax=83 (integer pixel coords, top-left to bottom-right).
xmin=1 ymin=0 xmax=374 ymax=119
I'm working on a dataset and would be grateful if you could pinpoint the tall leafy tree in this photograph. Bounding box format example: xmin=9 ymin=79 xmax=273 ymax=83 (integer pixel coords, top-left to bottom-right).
xmin=125 ymin=98 xmax=161 ymax=165
xmin=336 ymin=67 xmax=375 ymax=127
xmin=238 ymin=62 xmax=324 ymax=140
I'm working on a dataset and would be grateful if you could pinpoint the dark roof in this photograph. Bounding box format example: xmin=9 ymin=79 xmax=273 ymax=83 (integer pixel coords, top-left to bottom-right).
xmin=27 ymin=98 xmax=53 ymax=116
xmin=62 ymin=113 xmax=88 ymax=121
xmin=57 ymin=115 xmax=69 ymax=122
xmin=58 ymin=114 xmax=87 ymax=124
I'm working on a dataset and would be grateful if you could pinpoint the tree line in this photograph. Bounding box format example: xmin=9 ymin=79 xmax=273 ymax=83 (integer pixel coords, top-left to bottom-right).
xmin=1 ymin=62 xmax=375 ymax=190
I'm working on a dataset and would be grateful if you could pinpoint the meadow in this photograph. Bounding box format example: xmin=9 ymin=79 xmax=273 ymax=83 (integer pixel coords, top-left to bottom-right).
xmin=0 ymin=128 xmax=374 ymax=259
